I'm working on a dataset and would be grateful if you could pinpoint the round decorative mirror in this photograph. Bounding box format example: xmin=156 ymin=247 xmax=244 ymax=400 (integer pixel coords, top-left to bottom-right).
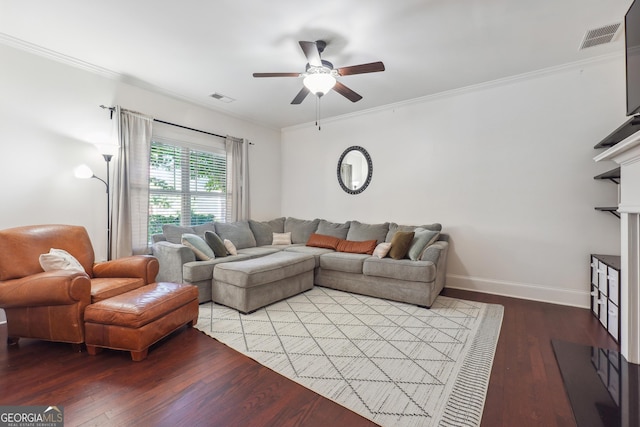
xmin=337 ymin=146 xmax=373 ymax=194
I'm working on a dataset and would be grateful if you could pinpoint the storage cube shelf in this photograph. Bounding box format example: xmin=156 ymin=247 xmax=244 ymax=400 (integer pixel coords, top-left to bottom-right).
xmin=590 ymin=254 xmax=621 ymax=342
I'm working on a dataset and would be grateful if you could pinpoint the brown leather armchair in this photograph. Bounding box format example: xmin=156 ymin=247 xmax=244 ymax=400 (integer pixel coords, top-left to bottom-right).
xmin=0 ymin=224 xmax=159 ymax=346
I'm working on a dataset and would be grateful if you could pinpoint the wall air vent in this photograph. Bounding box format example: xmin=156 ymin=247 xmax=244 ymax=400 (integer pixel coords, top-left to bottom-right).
xmin=209 ymin=92 xmax=235 ymax=103
xmin=579 ymin=23 xmax=622 ymax=50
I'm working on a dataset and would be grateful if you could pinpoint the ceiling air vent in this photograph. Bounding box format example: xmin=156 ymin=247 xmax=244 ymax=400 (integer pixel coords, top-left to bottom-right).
xmin=209 ymin=92 xmax=235 ymax=103
xmin=579 ymin=23 xmax=622 ymax=50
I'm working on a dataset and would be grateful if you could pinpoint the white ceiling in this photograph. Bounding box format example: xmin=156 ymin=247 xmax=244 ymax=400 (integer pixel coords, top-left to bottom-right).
xmin=0 ymin=0 xmax=633 ymax=129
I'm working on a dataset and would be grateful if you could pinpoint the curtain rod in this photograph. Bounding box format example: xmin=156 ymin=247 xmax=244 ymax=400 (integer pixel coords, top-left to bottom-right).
xmin=99 ymin=105 xmax=253 ymax=144
xmin=154 ymin=119 xmax=225 ymax=139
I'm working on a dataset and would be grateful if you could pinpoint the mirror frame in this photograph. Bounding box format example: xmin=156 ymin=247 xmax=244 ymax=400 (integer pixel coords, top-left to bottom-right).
xmin=337 ymin=145 xmax=373 ymax=195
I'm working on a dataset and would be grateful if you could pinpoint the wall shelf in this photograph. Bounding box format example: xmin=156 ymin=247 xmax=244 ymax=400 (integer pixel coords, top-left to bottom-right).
xmin=594 ymin=167 xmax=621 ymax=184
xmin=594 ymin=116 xmax=640 ymax=149
xmin=595 ymin=207 xmax=620 ymax=218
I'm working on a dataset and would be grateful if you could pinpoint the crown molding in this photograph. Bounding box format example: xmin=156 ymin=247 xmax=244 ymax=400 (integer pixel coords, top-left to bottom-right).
xmin=0 ymin=32 xmax=280 ymax=132
xmin=0 ymin=32 xmax=121 ymax=79
xmin=284 ymin=52 xmax=624 ymax=132
xmin=0 ymin=31 xmax=621 ymax=134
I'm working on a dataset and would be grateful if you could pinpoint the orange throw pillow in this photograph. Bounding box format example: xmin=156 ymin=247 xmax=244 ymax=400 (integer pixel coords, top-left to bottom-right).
xmin=336 ymin=239 xmax=377 ymax=255
xmin=306 ymin=233 xmax=341 ymax=250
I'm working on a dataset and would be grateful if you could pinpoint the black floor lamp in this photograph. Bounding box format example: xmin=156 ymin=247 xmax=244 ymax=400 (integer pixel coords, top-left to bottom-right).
xmin=74 ymin=154 xmax=113 ymax=260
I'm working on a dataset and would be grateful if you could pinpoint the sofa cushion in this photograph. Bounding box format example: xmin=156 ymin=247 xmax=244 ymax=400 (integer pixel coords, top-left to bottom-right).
xmin=183 ymin=255 xmax=251 ymax=282
xmin=363 ymin=257 xmax=436 ymax=282
xmin=285 ymin=217 xmax=320 ymax=244
xmin=385 ymin=222 xmax=442 ymax=243
xmin=162 ymin=224 xmax=195 ymax=244
xmin=316 ymin=219 xmax=351 ymax=239
xmin=192 ymin=222 xmax=216 ymax=236
xmin=388 ymin=231 xmax=414 ymax=260
xmin=306 ymin=233 xmax=341 ymax=250
xmin=237 ymin=247 xmax=282 ymax=259
xmin=320 ymin=252 xmax=370 ymax=274
xmin=181 ymin=233 xmax=215 ymax=261
xmin=407 ymin=228 xmax=440 ymax=261
xmin=215 ymin=221 xmax=257 ymax=249
xmin=336 ymin=239 xmax=377 ymax=255
xmin=284 ymin=245 xmax=335 ymax=268
xmin=249 ymin=217 xmax=286 ymax=246
xmin=213 ymin=252 xmax=315 ymax=288
xmin=204 ymin=231 xmax=228 ymax=258
xmin=346 ymin=220 xmax=389 ymax=244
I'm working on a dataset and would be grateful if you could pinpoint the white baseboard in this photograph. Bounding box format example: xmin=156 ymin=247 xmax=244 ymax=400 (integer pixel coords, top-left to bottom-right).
xmin=446 ymin=274 xmax=590 ymax=309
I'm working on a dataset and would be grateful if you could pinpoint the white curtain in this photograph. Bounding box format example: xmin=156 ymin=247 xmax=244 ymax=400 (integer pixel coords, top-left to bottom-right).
xmin=225 ymin=136 xmax=250 ymax=222
xmin=111 ymin=106 xmax=153 ymax=258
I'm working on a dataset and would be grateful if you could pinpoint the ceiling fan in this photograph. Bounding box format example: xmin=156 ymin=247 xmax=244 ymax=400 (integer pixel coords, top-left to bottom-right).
xmin=253 ymin=40 xmax=385 ymax=105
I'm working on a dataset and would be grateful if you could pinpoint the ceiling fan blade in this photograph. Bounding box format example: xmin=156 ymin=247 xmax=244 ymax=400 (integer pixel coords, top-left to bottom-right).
xmin=253 ymin=72 xmax=301 ymax=78
xmin=291 ymin=87 xmax=310 ymax=104
xmin=337 ymin=61 xmax=385 ymax=76
xmin=299 ymin=41 xmax=322 ymax=67
xmin=333 ymin=81 xmax=363 ymax=102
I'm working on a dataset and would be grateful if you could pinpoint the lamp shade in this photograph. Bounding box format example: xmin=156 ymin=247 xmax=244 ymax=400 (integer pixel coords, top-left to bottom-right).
xmin=303 ymin=73 xmax=336 ymax=96
xmin=74 ymin=164 xmax=94 ymax=179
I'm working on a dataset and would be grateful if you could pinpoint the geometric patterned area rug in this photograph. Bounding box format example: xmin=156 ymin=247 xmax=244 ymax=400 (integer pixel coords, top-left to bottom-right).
xmin=195 ymin=287 xmax=504 ymax=427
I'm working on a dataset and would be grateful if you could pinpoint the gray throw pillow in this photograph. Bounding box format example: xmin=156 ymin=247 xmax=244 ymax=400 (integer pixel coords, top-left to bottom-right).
xmin=204 ymin=230 xmax=228 ymax=258
xmin=385 ymin=222 xmax=442 ymax=242
xmin=249 ymin=217 xmax=286 ymax=246
xmin=181 ymin=233 xmax=215 ymax=261
xmin=346 ymin=220 xmax=390 ymax=244
xmin=214 ymin=221 xmax=257 ymax=249
xmin=406 ymin=228 xmax=440 ymax=261
xmin=316 ymin=219 xmax=351 ymax=239
xmin=162 ymin=224 xmax=196 ymax=244
xmin=284 ymin=217 xmax=320 ymax=244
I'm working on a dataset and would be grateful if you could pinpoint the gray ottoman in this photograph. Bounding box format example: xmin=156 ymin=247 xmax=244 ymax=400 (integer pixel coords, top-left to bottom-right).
xmin=212 ymin=252 xmax=315 ymax=313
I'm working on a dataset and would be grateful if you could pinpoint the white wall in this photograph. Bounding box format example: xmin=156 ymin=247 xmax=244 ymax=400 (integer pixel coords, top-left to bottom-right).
xmin=0 ymin=43 xmax=281 ymax=261
xmin=281 ymin=55 xmax=624 ymax=307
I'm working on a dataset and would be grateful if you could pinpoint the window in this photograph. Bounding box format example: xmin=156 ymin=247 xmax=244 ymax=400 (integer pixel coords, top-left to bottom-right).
xmin=148 ymin=124 xmax=227 ymax=241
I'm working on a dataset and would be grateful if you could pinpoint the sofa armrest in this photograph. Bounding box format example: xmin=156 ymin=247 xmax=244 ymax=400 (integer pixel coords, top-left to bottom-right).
xmin=93 ymin=255 xmax=160 ymax=284
xmin=151 ymin=241 xmax=196 ymax=283
xmin=0 ymin=270 xmax=91 ymax=308
xmin=421 ymin=240 xmax=449 ymax=292
xmin=420 ymin=241 xmax=447 ymax=263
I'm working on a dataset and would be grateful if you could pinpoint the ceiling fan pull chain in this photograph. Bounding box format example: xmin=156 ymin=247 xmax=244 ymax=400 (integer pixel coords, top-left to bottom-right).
xmin=316 ymin=96 xmax=321 ymax=131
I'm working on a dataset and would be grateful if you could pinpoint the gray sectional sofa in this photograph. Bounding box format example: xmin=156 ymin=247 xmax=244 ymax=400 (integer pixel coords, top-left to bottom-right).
xmin=151 ymin=217 xmax=449 ymax=308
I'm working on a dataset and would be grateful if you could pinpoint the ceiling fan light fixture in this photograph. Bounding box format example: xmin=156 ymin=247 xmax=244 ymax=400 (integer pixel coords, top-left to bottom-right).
xmin=303 ymin=73 xmax=336 ymax=97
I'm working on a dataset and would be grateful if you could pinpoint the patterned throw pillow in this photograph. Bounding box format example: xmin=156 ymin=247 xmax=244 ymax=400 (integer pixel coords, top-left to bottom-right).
xmin=372 ymin=242 xmax=392 ymax=259
xmin=223 ymin=239 xmax=237 ymax=256
xmin=272 ymin=232 xmax=292 ymax=245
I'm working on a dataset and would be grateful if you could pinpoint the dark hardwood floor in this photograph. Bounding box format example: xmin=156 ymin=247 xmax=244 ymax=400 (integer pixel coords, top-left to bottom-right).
xmin=0 ymin=288 xmax=619 ymax=427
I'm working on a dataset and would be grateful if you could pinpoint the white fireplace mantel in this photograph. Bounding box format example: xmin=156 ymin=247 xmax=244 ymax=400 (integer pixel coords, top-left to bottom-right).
xmin=595 ymin=129 xmax=640 ymax=364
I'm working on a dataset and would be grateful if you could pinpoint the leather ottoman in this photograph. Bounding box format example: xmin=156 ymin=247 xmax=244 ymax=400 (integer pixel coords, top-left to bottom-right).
xmin=84 ymin=282 xmax=199 ymax=361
